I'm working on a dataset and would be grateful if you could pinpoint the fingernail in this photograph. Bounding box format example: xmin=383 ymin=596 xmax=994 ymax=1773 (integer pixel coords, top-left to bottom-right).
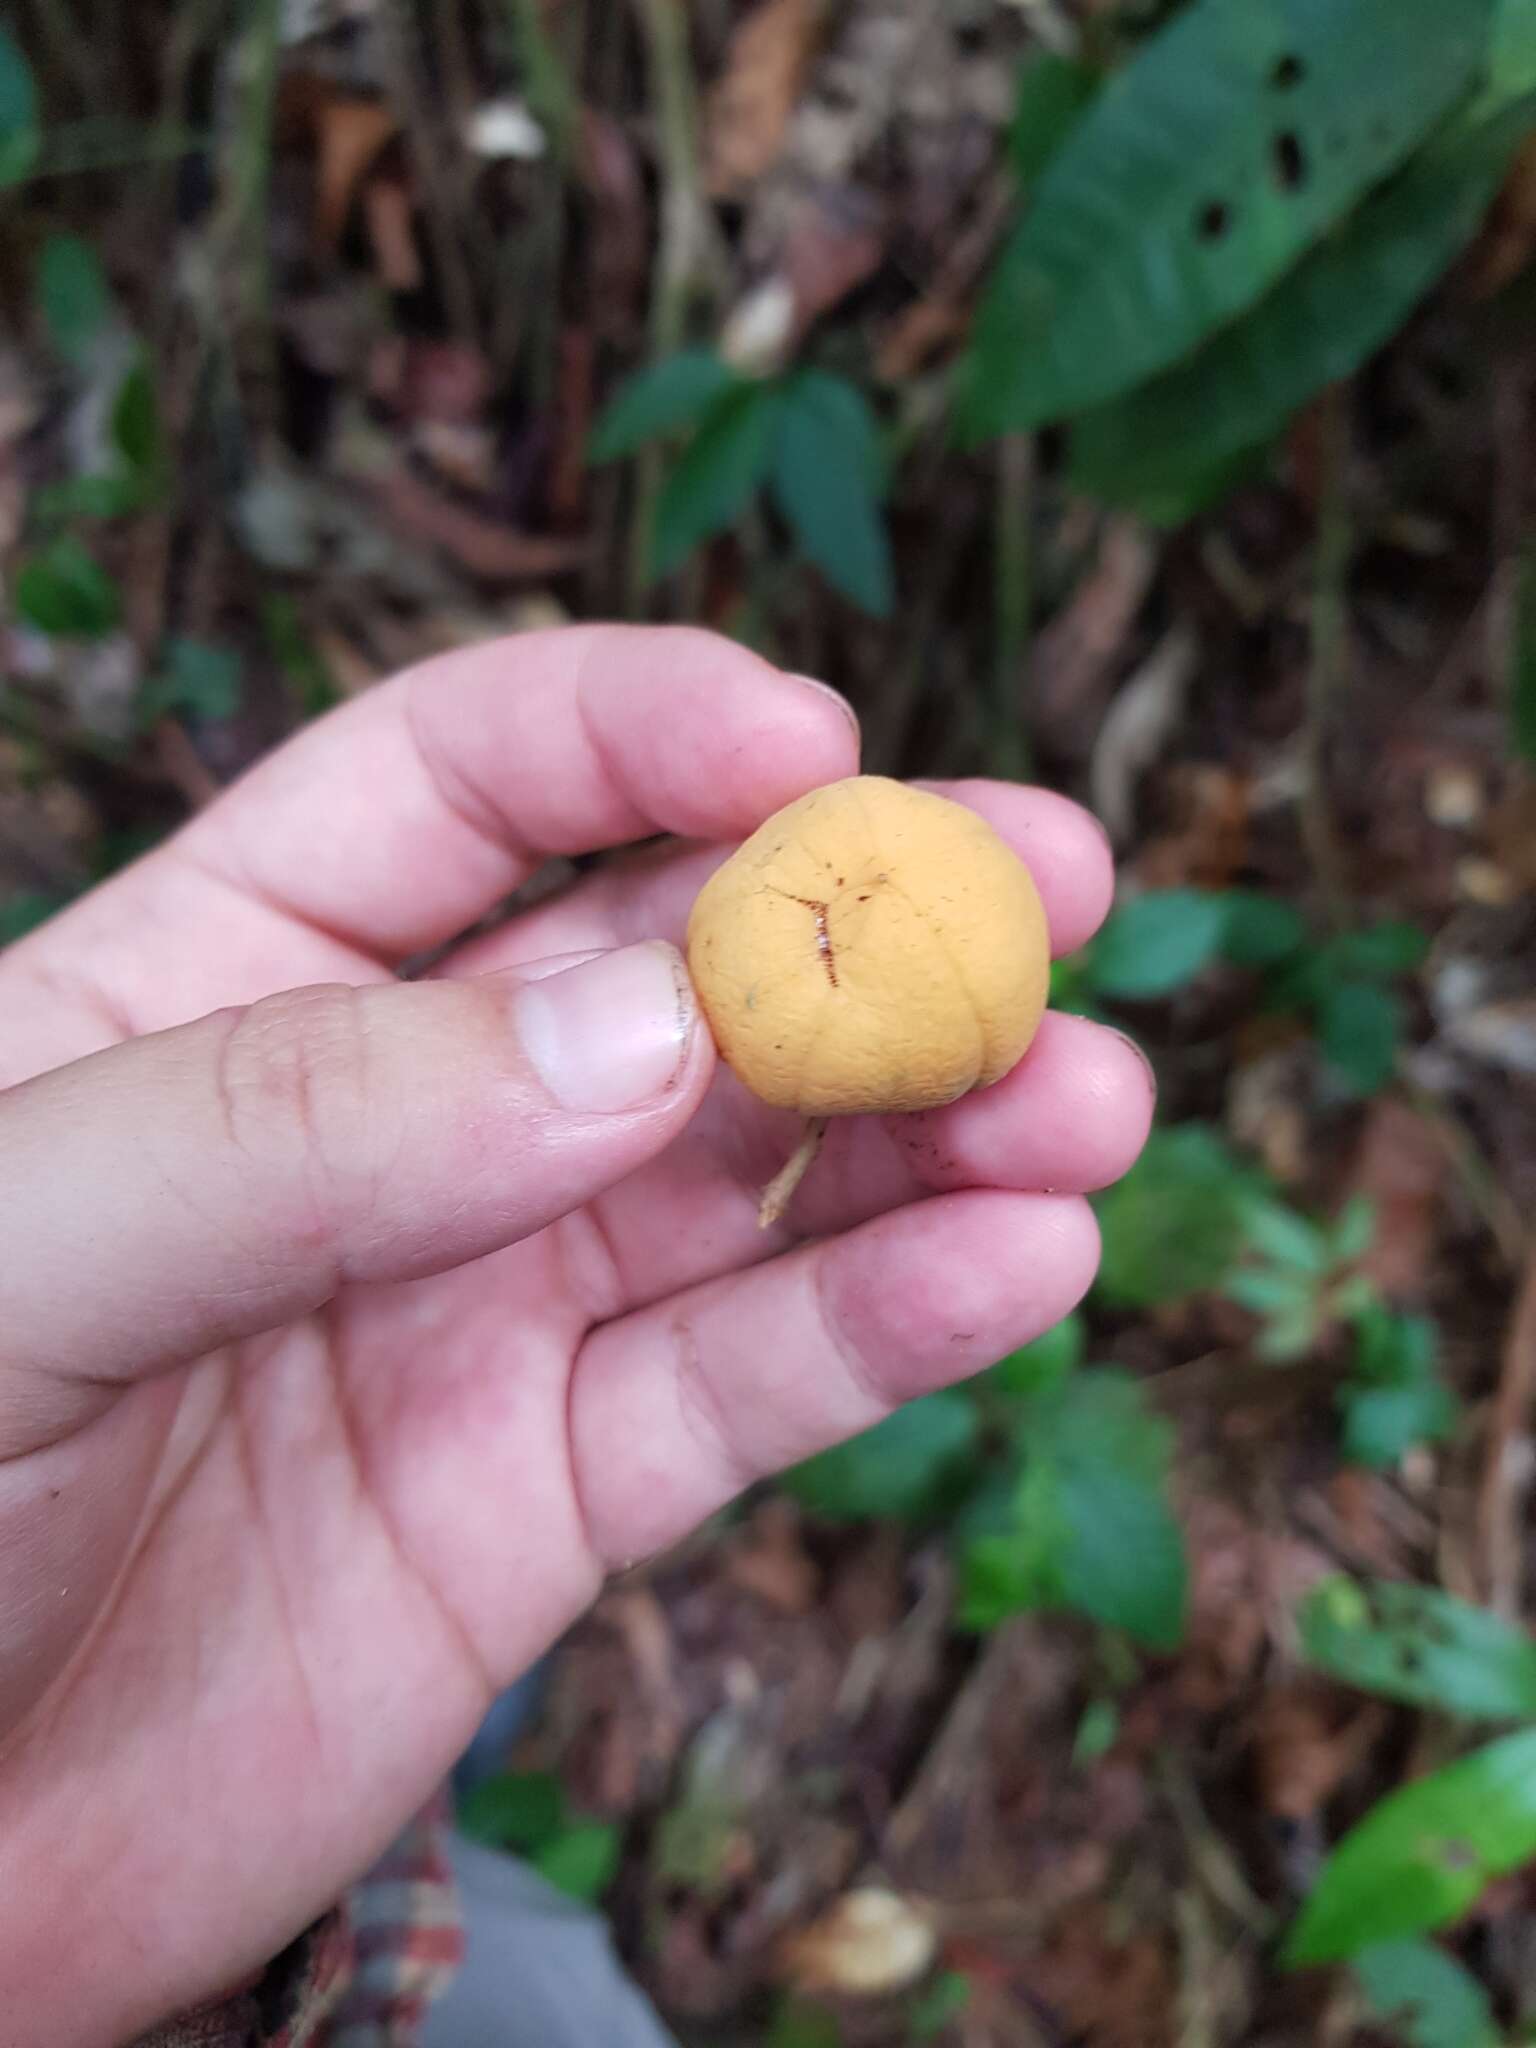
xmin=790 ymin=673 xmax=860 ymax=740
xmin=1106 ymin=1026 xmax=1158 ymax=1101
xmin=515 ymin=943 xmax=696 ymax=1113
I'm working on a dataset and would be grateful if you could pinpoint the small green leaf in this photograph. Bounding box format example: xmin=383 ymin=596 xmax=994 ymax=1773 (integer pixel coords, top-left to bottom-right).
xmin=1285 ymin=1728 xmax=1536 ymax=1964
xmin=652 ymin=383 xmax=779 ymax=578
xmin=1218 ymin=891 xmax=1308 ymax=969
xmin=1353 ymin=1938 xmax=1498 ymax=2048
xmin=33 ymin=473 xmax=152 ymax=523
xmin=1329 ymin=921 xmax=1431 ymax=978
xmin=13 ymin=536 xmax=122 ymax=639
xmin=138 ymin=638 xmax=243 ymax=727
xmin=1343 ymin=1380 xmax=1459 ymax=1470
xmin=770 ymin=371 xmax=894 ymax=617
xmin=1512 ymin=540 xmax=1536 ymax=765
xmin=769 ymin=2000 xmax=842 ymax=2048
xmin=533 ymin=1819 xmax=622 ymax=1903
xmin=1239 ymin=1198 xmax=1332 ymax=1273
xmin=457 ymin=1770 xmax=565 ymax=1852
xmin=1302 ymin=1576 xmax=1536 ymax=1721
xmin=1073 ymin=1698 xmax=1121 ymax=1766
xmin=783 ymin=1390 xmax=979 ymax=1525
xmin=112 ymin=360 xmax=163 ymax=477
xmin=1009 ymin=54 xmax=1098 ymax=185
xmin=589 ymin=351 xmax=741 ymax=463
xmin=37 ymin=235 xmax=115 ymax=367
xmin=1095 ymin=1124 xmax=1260 ymax=1308
xmin=910 ymin=1970 xmax=972 ymax=2039
xmin=988 ymin=1314 xmax=1086 ymax=1398
xmin=1330 ymin=1196 xmax=1377 ymax=1264
xmin=1090 ymin=889 xmax=1230 ymax=1000
xmin=961 ymin=0 xmax=1494 ymax=436
xmin=0 ymin=25 xmax=39 ymax=186
xmin=1317 ymin=978 xmax=1403 ymax=1095
xmin=1225 ymin=1267 xmax=1315 ymax=1316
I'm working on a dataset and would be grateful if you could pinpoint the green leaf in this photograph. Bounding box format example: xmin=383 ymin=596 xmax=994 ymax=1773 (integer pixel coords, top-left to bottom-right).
xmin=783 ymin=1390 xmax=979 ymax=1525
xmin=1512 ymin=540 xmax=1536 ymax=764
xmin=1095 ymin=1124 xmax=1260 ymax=1308
xmin=1069 ymin=101 xmax=1530 ymax=511
xmin=770 ymin=371 xmax=894 ymax=618
xmin=1218 ymin=891 xmax=1308 ymax=969
xmin=769 ymin=2001 xmax=842 ymax=2048
xmin=988 ymin=1314 xmax=1086 ymax=1398
xmin=1353 ymin=1305 xmax=1437 ymax=1386
xmin=1009 ymin=54 xmax=1099 ymax=185
xmin=12 ymin=536 xmax=122 ymax=639
xmin=37 ymin=235 xmax=115 ymax=367
xmin=911 ymin=1971 xmax=972 ymax=2039
xmin=651 ymin=383 xmax=779 ymax=578
xmin=1285 ymin=1728 xmax=1536 ymax=1964
xmin=965 ymin=1372 xmax=1187 ymax=1649
xmin=1072 ymin=1698 xmax=1121 ymax=1766
xmin=1302 ymin=1576 xmax=1536 ymax=1721
xmin=533 ymin=1819 xmax=622 ymax=1903
xmin=1317 ymin=978 xmax=1403 ymax=1095
xmin=0 ymin=890 xmax=66 ymax=945
xmin=961 ymin=0 xmax=1493 ymax=436
xmin=1224 ymin=1267 xmax=1315 ymax=1317
xmin=1239 ymin=1198 xmax=1332 ymax=1273
xmin=0 ymin=25 xmax=39 ymax=186
xmin=33 ymin=473 xmax=152 ymax=523
xmin=589 ymin=351 xmax=740 ymax=463
xmin=1330 ymin=1195 xmax=1378 ymax=1263
xmin=1342 ymin=1380 xmax=1459 ymax=1469
xmin=138 ymin=639 xmax=244 ymax=726
xmin=1492 ymin=0 xmax=1536 ymax=103
xmin=457 ymin=1770 xmax=566 ymax=1852
xmin=1353 ymin=1939 xmax=1498 ymax=2048
xmin=112 ymin=360 xmax=163 ymax=477
xmin=1329 ymin=921 xmax=1431 ymax=978
xmin=1089 ymin=889 xmax=1229 ymax=1000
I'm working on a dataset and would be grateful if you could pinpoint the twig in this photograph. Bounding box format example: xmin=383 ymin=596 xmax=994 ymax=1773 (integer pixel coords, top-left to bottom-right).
xmin=758 ymin=1118 xmax=828 ymax=1230
xmin=1299 ymin=389 xmax=1354 ymax=930
xmin=627 ymin=0 xmax=714 ymax=614
xmin=374 ymin=4 xmax=482 ymax=347
xmin=1476 ymin=1249 xmax=1536 ymax=1619
xmin=993 ymin=434 xmax=1035 ymax=780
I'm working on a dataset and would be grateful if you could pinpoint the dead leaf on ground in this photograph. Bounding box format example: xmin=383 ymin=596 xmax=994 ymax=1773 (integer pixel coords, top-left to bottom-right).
xmin=313 ymin=93 xmax=400 ymax=251
xmin=1032 ymin=517 xmax=1159 ymax=758
xmin=374 ymin=462 xmax=586 ymax=582
xmin=1250 ymin=1682 xmax=1384 ymax=1824
xmin=1028 ymin=1904 xmax=1176 ymax=2048
xmin=780 ymin=1888 xmax=938 ymax=1997
xmin=725 ymin=1499 xmax=822 ymax=1615
xmin=1346 ymin=1099 xmax=1447 ymax=1300
xmin=706 ymin=0 xmax=830 ymax=197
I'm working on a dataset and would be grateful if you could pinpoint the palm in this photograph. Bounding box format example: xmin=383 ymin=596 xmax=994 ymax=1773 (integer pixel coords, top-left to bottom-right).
xmin=0 ymin=631 xmax=1147 ymax=2042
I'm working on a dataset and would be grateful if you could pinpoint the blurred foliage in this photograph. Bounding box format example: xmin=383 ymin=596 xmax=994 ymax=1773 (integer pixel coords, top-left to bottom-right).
xmin=457 ymin=1767 xmax=621 ymax=1905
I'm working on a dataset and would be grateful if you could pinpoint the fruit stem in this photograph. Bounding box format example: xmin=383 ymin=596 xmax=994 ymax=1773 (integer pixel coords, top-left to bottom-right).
xmin=758 ymin=1118 xmax=829 ymax=1231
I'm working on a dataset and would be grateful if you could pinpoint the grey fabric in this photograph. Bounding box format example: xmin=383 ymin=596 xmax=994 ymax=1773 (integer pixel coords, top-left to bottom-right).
xmin=421 ymin=1836 xmax=677 ymax=2048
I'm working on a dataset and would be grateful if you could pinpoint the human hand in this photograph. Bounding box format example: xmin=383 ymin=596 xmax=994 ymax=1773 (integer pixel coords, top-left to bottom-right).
xmin=0 ymin=628 xmax=1152 ymax=2043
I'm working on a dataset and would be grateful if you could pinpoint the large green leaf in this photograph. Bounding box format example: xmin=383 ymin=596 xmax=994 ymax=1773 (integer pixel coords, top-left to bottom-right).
xmin=1353 ymin=1940 xmax=1498 ymax=2048
xmin=589 ymin=351 xmax=740 ymax=462
xmin=651 ymin=383 xmax=779 ymax=577
xmin=1285 ymin=1728 xmax=1536 ymax=1964
xmin=1302 ymin=1576 xmax=1536 ymax=1721
xmin=1009 ymin=53 xmax=1099 ymax=185
xmin=1492 ymin=0 xmax=1536 ymax=102
xmin=770 ymin=370 xmax=894 ymax=618
xmin=0 ymin=25 xmax=38 ymax=186
xmin=1089 ymin=888 xmax=1229 ymax=1000
xmin=783 ymin=1390 xmax=978 ymax=1524
xmin=1070 ymin=100 xmax=1531 ymax=516
xmin=962 ymin=0 xmax=1495 ymax=437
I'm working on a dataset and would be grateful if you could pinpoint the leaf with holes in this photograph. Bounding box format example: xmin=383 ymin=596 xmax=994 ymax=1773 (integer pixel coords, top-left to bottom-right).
xmin=651 ymin=383 xmax=781 ymax=578
xmin=1009 ymin=52 xmax=1098 ymax=185
xmin=961 ymin=0 xmax=1495 ymax=437
xmin=1285 ymin=1728 xmax=1536 ymax=1964
xmin=589 ymin=351 xmax=742 ymax=462
xmin=1069 ymin=100 xmax=1532 ymax=512
xmin=771 ymin=370 xmax=894 ymax=617
xmin=1302 ymin=1576 xmax=1536 ymax=1721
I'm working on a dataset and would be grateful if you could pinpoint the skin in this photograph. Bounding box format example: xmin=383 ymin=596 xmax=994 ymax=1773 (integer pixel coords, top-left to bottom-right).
xmin=0 ymin=627 xmax=1153 ymax=2046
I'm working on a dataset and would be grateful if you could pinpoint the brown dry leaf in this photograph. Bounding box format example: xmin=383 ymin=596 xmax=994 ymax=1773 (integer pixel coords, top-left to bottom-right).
xmin=779 ymin=1887 xmax=937 ymax=1997
xmin=363 ymin=176 xmax=423 ymax=291
xmin=1029 ymin=1905 xmax=1176 ymax=2048
xmin=1032 ymin=518 xmax=1158 ymax=757
xmin=725 ymin=1499 xmax=821 ymax=1615
xmin=1345 ymin=1099 xmax=1447 ymax=1300
xmin=1467 ymin=131 xmax=1536 ymax=297
xmin=1136 ymin=762 xmax=1252 ymax=889
xmin=1251 ymin=1682 xmax=1384 ymax=1823
xmin=314 ymin=94 xmax=400 ymax=251
xmin=780 ymin=186 xmax=887 ymax=336
xmin=375 ymin=463 xmax=586 ymax=582
xmin=705 ymin=0 xmax=829 ymax=197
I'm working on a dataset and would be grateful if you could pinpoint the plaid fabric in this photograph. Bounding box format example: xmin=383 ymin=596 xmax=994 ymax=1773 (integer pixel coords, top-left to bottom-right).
xmin=131 ymin=1799 xmax=463 ymax=2048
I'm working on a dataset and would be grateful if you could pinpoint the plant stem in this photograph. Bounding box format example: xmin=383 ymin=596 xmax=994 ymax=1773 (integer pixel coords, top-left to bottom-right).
xmin=1301 ymin=389 xmax=1353 ymax=930
xmin=993 ymin=433 xmax=1036 ymax=780
xmin=627 ymin=0 xmax=712 ymax=614
xmin=759 ymin=1118 xmax=828 ymax=1231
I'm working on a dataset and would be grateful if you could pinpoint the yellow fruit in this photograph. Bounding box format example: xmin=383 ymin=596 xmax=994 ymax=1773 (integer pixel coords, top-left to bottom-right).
xmin=686 ymin=775 xmax=1050 ymax=1119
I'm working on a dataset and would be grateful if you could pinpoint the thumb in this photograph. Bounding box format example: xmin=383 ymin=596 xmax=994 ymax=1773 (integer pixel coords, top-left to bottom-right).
xmin=0 ymin=944 xmax=708 ymax=1442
